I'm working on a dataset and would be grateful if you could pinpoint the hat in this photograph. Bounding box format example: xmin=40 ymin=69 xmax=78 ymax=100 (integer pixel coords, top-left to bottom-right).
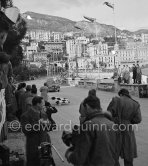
xmin=88 ymin=89 xmax=96 ymax=97
xmin=26 ymin=85 xmax=32 ymax=91
xmin=118 ymin=88 xmax=130 ymax=97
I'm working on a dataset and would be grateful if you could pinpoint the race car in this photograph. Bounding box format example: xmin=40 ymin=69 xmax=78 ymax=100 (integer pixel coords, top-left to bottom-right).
xmin=48 ymin=85 xmax=60 ymax=92
xmin=46 ymin=77 xmax=60 ymax=92
xmin=51 ymin=97 xmax=70 ymax=105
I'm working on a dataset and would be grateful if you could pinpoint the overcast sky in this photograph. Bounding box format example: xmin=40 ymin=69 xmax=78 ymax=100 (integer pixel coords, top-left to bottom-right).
xmin=13 ymin=0 xmax=148 ymax=31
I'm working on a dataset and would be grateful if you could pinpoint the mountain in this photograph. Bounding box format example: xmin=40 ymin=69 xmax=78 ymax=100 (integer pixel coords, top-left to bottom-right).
xmin=22 ymin=11 xmax=76 ymax=32
xmin=22 ymin=11 xmax=148 ymax=36
xmin=134 ymin=29 xmax=148 ymax=35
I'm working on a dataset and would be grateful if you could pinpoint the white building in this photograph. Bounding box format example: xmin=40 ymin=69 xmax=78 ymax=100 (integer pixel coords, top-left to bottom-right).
xmin=26 ymin=42 xmax=38 ymax=59
xmin=28 ymin=30 xmax=51 ymax=41
xmin=51 ymin=32 xmax=64 ymax=42
xmin=141 ymin=33 xmax=148 ymax=43
xmin=66 ymin=39 xmax=83 ymax=59
xmin=117 ymin=41 xmax=148 ymax=67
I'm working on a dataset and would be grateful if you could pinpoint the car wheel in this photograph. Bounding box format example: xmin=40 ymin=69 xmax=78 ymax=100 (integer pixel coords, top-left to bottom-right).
xmin=56 ymin=101 xmax=59 ymax=105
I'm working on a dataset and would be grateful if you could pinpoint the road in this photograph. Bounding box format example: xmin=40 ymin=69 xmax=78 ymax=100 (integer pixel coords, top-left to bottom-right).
xmin=25 ymin=78 xmax=148 ymax=166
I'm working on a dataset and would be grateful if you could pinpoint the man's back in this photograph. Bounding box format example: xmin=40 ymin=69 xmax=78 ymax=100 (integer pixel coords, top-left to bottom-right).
xmin=119 ymin=96 xmax=141 ymax=124
xmin=68 ymin=113 xmax=116 ymax=166
xmin=107 ymin=94 xmax=142 ymax=162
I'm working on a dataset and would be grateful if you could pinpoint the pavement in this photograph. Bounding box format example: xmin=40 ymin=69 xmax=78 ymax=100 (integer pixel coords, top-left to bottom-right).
xmin=4 ymin=78 xmax=148 ymax=166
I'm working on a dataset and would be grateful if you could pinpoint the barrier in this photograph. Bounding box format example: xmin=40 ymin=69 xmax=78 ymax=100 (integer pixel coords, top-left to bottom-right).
xmin=76 ymin=77 xmax=148 ymax=98
xmin=119 ymin=83 xmax=148 ymax=98
xmin=97 ymin=79 xmax=115 ymax=92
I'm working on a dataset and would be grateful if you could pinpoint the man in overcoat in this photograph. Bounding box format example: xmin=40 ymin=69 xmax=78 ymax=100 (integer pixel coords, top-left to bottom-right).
xmin=107 ymin=88 xmax=142 ymax=166
xmin=21 ymin=96 xmax=51 ymax=166
xmin=132 ymin=64 xmax=137 ymax=84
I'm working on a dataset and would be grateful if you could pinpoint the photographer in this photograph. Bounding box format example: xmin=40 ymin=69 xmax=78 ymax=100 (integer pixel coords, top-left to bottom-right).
xmin=45 ymin=101 xmax=57 ymax=130
xmin=21 ymin=96 xmax=52 ymax=166
xmin=65 ymin=95 xmax=117 ymax=166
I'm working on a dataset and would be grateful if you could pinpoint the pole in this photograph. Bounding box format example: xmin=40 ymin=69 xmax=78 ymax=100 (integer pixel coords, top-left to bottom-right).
xmin=94 ymin=19 xmax=97 ymax=40
xmin=113 ymin=1 xmax=117 ymax=44
xmin=46 ymin=58 xmax=49 ymax=77
xmin=51 ymin=144 xmax=64 ymax=162
xmin=75 ymin=41 xmax=78 ymax=77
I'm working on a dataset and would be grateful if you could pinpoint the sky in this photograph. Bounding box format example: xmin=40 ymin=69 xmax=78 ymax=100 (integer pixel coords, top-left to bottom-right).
xmin=13 ymin=0 xmax=148 ymax=31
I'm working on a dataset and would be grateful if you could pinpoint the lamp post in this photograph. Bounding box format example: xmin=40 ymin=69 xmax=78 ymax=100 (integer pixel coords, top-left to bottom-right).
xmin=83 ymin=16 xmax=100 ymax=78
xmin=74 ymin=25 xmax=83 ymax=77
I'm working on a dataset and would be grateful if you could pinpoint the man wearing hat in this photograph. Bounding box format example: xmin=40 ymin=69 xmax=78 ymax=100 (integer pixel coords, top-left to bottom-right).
xmin=107 ymin=88 xmax=142 ymax=166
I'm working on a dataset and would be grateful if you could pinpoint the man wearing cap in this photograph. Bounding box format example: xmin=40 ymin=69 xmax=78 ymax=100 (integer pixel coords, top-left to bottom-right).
xmin=65 ymin=95 xmax=117 ymax=166
xmin=107 ymin=88 xmax=142 ymax=166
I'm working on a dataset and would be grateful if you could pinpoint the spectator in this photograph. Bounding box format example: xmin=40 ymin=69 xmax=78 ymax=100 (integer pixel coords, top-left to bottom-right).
xmin=5 ymin=77 xmax=18 ymax=121
xmin=132 ymin=64 xmax=137 ymax=84
xmin=40 ymin=83 xmax=49 ymax=102
xmin=117 ymin=65 xmax=122 ymax=84
xmin=107 ymin=88 xmax=142 ymax=166
xmin=16 ymin=83 xmax=26 ymax=121
xmin=136 ymin=64 xmax=142 ymax=84
xmin=20 ymin=85 xmax=32 ymax=115
xmin=21 ymin=96 xmax=51 ymax=166
xmin=25 ymin=87 xmax=38 ymax=111
xmin=122 ymin=65 xmax=130 ymax=84
xmin=32 ymin=84 xmax=37 ymax=93
xmin=65 ymin=95 xmax=116 ymax=166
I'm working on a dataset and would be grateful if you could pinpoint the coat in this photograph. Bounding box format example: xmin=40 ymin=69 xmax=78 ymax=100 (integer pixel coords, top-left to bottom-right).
xmin=132 ymin=66 xmax=137 ymax=79
xmin=20 ymin=91 xmax=33 ymax=114
xmin=67 ymin=112 xmax=116 ymax=166
xmin=136 ymin=67 xmax=142 ymax=82
xmin=21 ymin=106 xmax=51 ymax=166
xmin=107 ymin=96 xmax=142 ymax=160
xmin=40 ymin=86 xmax=49 ymax=101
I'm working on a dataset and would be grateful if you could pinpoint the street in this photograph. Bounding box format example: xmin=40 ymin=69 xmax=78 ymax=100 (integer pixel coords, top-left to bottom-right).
xmin=24 ymin=78 xmax=148 ymax=165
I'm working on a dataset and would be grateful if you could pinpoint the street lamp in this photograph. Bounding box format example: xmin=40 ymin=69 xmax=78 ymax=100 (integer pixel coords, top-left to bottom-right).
xmin=74 ymin=25 xmax=83 ymax=77
xmin=83 ymin=16 xmax=100 ymax=78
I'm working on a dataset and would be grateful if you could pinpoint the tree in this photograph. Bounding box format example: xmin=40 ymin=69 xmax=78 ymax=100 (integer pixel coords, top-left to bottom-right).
xmin=3 ymin=17 xmax=27 ymax=67
xmin=10 ymin=45 xmax=23 ymax=67
xmin=4 ymin=17 xmax=27 ymax=54
xmin=0 ymin=0 xmax=13 ymax=8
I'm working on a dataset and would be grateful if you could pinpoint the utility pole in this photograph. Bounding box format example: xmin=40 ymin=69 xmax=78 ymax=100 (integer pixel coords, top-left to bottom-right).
xmin=75 ymin=40 xmax=79 ymax=77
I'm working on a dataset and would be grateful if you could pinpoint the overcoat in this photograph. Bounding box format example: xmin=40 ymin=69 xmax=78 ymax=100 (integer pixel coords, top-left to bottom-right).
xmin=67 ymin=111 xmax=117 ymax=166
xmin=21 ymin=106 xmax=51 ymax=166
xmin=107 ymin=96 xmax=142 ymax=160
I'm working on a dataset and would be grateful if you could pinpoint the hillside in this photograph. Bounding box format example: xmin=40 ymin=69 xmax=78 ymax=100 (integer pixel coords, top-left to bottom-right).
xmin=22 ymin=11 xmax=148 ymax=36
xmin=22 ymin=11 xmax=76 ymax=32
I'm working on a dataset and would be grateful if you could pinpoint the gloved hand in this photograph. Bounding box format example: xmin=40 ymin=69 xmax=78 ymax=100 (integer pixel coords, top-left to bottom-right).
xmin=65 ymin=148 xmax=73 ymax=163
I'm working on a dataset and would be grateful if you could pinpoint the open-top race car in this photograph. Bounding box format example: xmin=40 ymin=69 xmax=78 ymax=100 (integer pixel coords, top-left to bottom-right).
xmin=46 ymin=77 xmax=60 ymax=92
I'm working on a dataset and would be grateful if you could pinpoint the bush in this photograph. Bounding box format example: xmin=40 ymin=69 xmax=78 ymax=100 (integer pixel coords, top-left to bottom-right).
xmin=13 ymin=65 xmax=30 ymax=81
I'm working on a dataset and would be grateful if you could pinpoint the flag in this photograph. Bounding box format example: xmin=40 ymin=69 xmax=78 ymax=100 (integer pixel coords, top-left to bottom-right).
xmin=83 ymin=16 xmax=96 ymax=23
xmin=74 ymin=25 xmax=82 ymax=30
xmin=104 ymin=2 xmax=114 ymax=9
